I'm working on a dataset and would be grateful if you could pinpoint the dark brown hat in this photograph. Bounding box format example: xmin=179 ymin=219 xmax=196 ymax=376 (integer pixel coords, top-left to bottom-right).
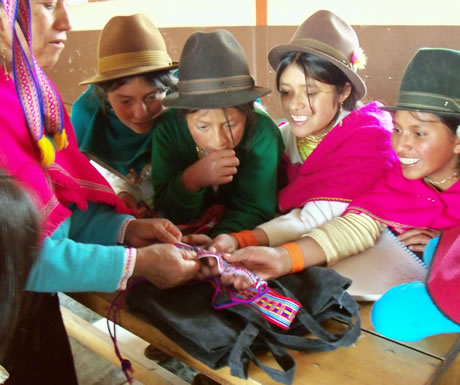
xmin=268 ymin=10 xmax=367 ymax=100
xmin=80 ymin=14 xmax=178 ymax=85
xmin=382 ymin=48 xmax=460 ymax=117
xmin=163 ymin=30 xmax=271 ymax=109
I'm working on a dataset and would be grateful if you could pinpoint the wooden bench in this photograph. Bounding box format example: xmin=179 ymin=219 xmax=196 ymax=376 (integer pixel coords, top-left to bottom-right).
xmin=65 ymin=292 xmax=460 ymax=385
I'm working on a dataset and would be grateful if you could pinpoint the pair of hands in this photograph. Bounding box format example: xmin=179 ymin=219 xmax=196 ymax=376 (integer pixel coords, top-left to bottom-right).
xmin=397 ymin=228 xmax=441 ymax=252
xmin=201 ymin=227 xmax=442 ymax=290
xmin=192 ymin=233 xmax=289 ymax=290
xmin=124 ymin=218 xmax=202 ymax=289
xmin=182 ymin=149 xmax=240 ymax=192
xmin=122 ymin=219 xmax=249 ymax=290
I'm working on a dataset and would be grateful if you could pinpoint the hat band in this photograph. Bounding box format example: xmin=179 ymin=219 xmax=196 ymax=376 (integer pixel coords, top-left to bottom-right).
xmin=98 ymin=50 xmax=173 ymax=74
xmin=396 ymin=91 xmax=460 ymax=114
xmin=290 ymin=38 xmax=351 ymax=68
xmin=179 ymin=75 xmax=255 ymax=96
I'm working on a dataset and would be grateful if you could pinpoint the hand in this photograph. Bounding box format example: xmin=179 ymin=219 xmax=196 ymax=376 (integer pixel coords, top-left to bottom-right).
xmin=134 ymin=244 xmax=200 ymax=289
xmin=221 ymin=246 xmax=290 ymax=290
xmin=181 ymin=233 xmax=213 ymax=248
xmin=124 ymin=218 xmax=182 ymax=247
xmin=182 ymin=149 xmax=239 ymax=192
xmin=397 ymin=228 xmax=441 ymax=253
xmin=210 ymin=233 xmax=239 ymax=254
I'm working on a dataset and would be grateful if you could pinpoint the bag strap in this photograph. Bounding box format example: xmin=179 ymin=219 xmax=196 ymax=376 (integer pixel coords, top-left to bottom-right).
xmin=225 ymin=279 xmax=361 ymax=353
xmin=272 ymin=279 xmax=361 ymax=350
xmin=229 ymin=323 xmax=296 ymax=385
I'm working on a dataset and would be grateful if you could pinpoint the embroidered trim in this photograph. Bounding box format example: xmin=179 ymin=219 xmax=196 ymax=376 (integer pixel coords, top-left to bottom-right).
xmin=118 ymin=218 xmax=135 ymax=244
xmin=175 ymin=242 xmax=301 ymax=329
xmin=117 ymin=248 xmax=136 ymax=290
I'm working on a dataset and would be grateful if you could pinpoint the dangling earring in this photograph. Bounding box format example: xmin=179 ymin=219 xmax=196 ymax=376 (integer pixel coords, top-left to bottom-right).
xmin=1 ymin=44 xmax=9 ymax=80
xmin=336 ymin=102 xmax=344 ymax=126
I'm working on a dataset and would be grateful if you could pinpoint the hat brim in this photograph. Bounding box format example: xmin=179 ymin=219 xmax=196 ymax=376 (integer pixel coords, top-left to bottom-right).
xmin=162 ymin=87 xmax=271 ymax=109
xmin=79 ymin=62 xmax=179 ymax=85
xmin=380 ymin=105 xmax=460 ymax=118
xmin=268 ymin=44 xmax=366 ymax=101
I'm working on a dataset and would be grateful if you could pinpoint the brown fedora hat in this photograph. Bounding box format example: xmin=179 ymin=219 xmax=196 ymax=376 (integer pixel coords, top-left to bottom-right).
xmin=163 ymin=29 xmax=270 ymax=109
xmin=268 ymin=10 xmax=366 ymax=100
xmin=80 ymin=14 xmax=178 ymax=85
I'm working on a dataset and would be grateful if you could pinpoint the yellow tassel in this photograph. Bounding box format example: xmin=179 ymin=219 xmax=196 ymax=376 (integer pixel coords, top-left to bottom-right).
xmin=38 ymin=136 xmax=56 ymax=166
xmin=53 ymin=129 xmax=69 ymax=151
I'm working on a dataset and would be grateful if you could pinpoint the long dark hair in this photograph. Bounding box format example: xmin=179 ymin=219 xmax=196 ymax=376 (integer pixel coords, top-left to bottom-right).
xmin=0 ymin=172 xmax=40 ymax=361
xmin=95 ymin=70 xmax=178 ymax=112
xmin=276 ymin=51 xmax=361 ymax=111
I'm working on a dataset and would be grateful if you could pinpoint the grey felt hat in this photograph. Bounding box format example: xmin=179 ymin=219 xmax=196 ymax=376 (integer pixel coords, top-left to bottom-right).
xmin=381 ymin=48 xmax=460 ymax=117
xmin=163 ymin=30 xmax=271 ymax=109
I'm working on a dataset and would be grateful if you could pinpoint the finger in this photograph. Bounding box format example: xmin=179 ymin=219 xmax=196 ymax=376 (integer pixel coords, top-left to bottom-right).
xmin=404 ymin=234 xmax=432 ymax=246
xmin=180 ymin=249 xmax=198 ymax=260
xmin=233 ymin=276 xmax=252 ymax=291
xmin=408 ymin=244 xmax=427 ymax=253
xmin=397 ymin=229 xmax=420 ymax=241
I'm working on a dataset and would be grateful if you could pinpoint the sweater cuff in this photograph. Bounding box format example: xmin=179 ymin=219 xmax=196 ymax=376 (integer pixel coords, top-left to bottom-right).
xmin=117 ymin=218 xmax=135 ymax=244
xmin=117 ymin=248 xmax=137 ymax=290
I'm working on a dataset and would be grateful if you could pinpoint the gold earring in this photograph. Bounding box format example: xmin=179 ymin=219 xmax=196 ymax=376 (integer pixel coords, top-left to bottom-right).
xmin=0 ymin=44 xmax=9 ymax=80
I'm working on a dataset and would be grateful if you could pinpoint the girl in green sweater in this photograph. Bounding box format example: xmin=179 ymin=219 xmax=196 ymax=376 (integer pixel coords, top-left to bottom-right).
xmin=152 ymin=30 xmax=284 ymax=236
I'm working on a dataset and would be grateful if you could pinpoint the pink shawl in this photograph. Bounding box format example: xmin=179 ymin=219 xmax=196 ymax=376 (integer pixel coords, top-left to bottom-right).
xmin=279 ymin=102 xmax=397 ymax=212
xmin=345 ymin=164 xmax=460 ymax=233
xmin=427 ymin=225 xmax=460 ymax=324
xmin=0 ymin=77 xmax=130 ymax=239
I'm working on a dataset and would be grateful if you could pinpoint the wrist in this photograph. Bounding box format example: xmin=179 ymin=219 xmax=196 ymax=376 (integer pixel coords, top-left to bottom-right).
xmin=182 ymin=167 xmax=201 ymax=193
xmin=230 ymin=230 xmax=258 ymax=248
xmin=279 ymin=242 xmax=305 ymax=274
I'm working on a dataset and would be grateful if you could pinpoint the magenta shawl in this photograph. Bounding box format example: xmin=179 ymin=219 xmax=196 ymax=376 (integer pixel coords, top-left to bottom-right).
xmin=346 ymin=164 xmax=460 ymax=233
xmin=0 ymin=77 xmax=129 ymax=239
xmin=278 ymin=102 xmax=397 ymax=212
xmin=427 ymin=225 xmax=460 ymax=324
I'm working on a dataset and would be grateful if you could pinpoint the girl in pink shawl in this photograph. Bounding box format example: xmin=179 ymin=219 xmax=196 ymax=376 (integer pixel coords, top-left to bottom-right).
xmin=222 ymin=47 xmax=460 ymax=342
xmin=210 ymin=10 xmax=396 ymax=254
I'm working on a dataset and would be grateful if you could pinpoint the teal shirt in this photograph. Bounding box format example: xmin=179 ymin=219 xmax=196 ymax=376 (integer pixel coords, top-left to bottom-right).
xmin=26 ymin=202 xmax=134 ymax=293
xmin=151 ymin=108 xmax=284 ymax=236
xmin=72 ymin=85 xmax=152 ymax=177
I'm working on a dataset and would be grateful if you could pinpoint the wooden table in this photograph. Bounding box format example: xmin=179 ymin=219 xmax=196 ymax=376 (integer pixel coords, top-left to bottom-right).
xmin=67 ymin=292 xmax=460 ymax=385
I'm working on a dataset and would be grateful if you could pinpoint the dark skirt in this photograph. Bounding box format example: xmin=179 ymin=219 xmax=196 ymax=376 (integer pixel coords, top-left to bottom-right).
xmin=5 ymin=293 xmax=78 ymax=384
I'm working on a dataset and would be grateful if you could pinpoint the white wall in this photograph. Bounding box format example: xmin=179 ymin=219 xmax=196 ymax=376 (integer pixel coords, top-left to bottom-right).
xmin=267 ymin=0 xmax=460 ymax=25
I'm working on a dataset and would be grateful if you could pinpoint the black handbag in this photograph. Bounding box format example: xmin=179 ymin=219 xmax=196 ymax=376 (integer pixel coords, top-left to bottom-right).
xmin=126 ymin=266 xmax=361 ymax=385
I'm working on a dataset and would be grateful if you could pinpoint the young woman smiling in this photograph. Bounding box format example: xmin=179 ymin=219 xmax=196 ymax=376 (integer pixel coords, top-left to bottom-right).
xmin=220 ymin=48 xmax=460 ymax=290
xmin=211 ymin=10 xmax=397 ymax=254
xmin=72 ymin=14 xmax=178 ymax=218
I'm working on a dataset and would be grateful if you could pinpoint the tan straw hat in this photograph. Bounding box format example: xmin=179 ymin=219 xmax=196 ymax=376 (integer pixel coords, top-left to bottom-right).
xmin=268 ymin=10 xmax=367 ymax=100
xmin=80 ymin=14 xmax=178 ymax=85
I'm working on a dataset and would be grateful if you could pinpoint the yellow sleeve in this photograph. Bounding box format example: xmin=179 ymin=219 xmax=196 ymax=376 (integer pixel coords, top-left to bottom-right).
xmin=304 ymin=213 xmax=385 ymax=266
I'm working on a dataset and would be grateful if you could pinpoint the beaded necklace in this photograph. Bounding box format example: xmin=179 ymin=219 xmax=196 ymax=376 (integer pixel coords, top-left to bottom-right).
xmin=295 ymin=109 xmax=342 ymax=162
xmin=296 ymin=128 xmax=331 ymax=162
xmin=424 ymin=170 xmax=460 ymax=187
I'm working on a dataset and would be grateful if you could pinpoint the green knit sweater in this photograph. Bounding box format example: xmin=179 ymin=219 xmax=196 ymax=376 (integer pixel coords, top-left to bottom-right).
xmin=151 ymin=108 xmax=284 ymax=236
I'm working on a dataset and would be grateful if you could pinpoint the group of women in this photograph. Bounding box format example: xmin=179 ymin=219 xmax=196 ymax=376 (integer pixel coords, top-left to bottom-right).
xmin=0 ymin=0 xmax=458 ymax=383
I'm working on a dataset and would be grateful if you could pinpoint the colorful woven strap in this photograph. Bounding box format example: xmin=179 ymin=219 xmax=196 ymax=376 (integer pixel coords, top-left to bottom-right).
xmin=3 ymin=0 xmax=67 ymax=166
xmin=175 ymin=242 xmax=301 ymax=329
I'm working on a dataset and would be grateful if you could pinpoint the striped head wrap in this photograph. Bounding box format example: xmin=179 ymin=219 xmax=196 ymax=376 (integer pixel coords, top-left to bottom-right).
xmin=1 ymin=0 xmax=67 ymax=166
